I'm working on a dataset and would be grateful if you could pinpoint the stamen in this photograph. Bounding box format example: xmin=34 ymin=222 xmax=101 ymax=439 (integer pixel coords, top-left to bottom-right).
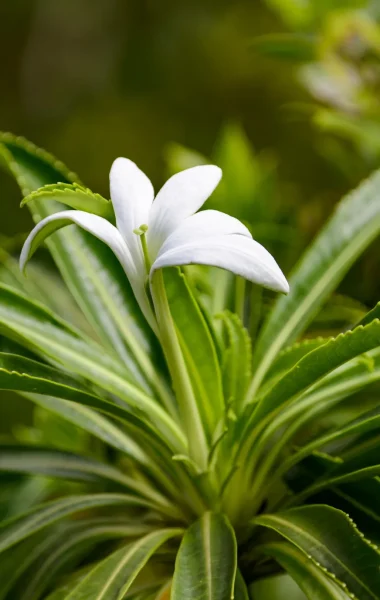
xmin=134 ymin=224 xmax=151 ymax=273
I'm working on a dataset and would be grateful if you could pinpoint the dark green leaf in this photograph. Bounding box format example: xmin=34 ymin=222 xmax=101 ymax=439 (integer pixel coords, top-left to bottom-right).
xmin=0 ymin=444 xmax=144 ymax=489
xmin=255 ymin=505 xmax=380 ymax=600
xmin=356 ymin=301 xmax=380 ymax=328
xmin=300 ymin=441 xmax=380 ymax=499
xmin=261 ymin=541 xmax=350 ymax=599
xmin=171 ymin=512 xmax=237 ymax=600
xmin=0 ymin=494 xmax=145 ymax=554
xmin=320 ymin=480 xmax=380 ymax=545
xmin=284 ymin=405 xmax=380 ymax=477
xmin=233 ymin=571 xmax=250 ymax=600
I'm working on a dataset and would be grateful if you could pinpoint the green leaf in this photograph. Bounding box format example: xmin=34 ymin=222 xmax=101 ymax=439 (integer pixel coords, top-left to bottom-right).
xmin=312 ymin=294 xmax=367 ymax=332
xmin=0 ymin=494 xmax=145 ymax=554
xmin=0 ymin=350 xmax=183 ymax=453
xmin=264 ymin=337 xmax=329 ymax=384
xmin=0 ymin=359 xmax=191 ymax=513
xmin=325 ymin=480 xmax=380 ymax=545
xmin=171 ymin=512 xmax=237 ymax=600
xmin=0 ymin=252 xmax=94 ymax=334
xmin=314 ymin=111 xmax=380 ymax=157
xmin=259 ymin=346 xmax=380 ymax=478
xmin=165 ymin=142 xmax=208 ymax=174
xmin=0 ymin=530 xmax=61 ymax=600
xmin=18 ymin=521 xmax=154 ymax=600
xmin=0 ymin=519 xmax=150 ymax=600
xmin=0 ymin=132 xmax=165 ymax=401
xmin=279 ymin=455 xmax=380 ymax=547
xmin=0 ymin=444 xmax=145 ymax=489
xmin=251 ymin=33 xmax=316 ymax=61
xmin=0 ymin=358 xmax=188 ymax=513
xmin=255 ymin=505 xmax=380 ymax=600
xmin=0 ymin=283 xmax=136 ymax=388
xmin=220 ymin=311 xmax=252 ymax=411
xmin=299 ymin=442 xmax=380 ymax=500
xmin=249 ymin=169 xmax=380 ymax=398
xmin=44 ymin=569 xmax=92 ymax=600
xmin=164 ymin=268 xmax=224 ymax=435
xmin=283 ymin=404 xmax=380 ymax=478
xmin=233 ymin=571 xmax=250 ymax=600
xmin=152 ymin=580 xmax=172 ymax=600
xmin=65 ymin=528 xmax=182 ymax=600
xmin=357 ymin=301 xmax=380 ymax=328
xmin=247 ymin=320 xmax=380 ymax=433
xmin=23 ymin=393 xmax=146 ymax=463
xmin=284 ymin=452 xmax=339 ymax=495
xmin=211 ymin=123 xmax=260 ymax=218
xmin=21 ymin=183 xmax=112 ymax=217
xmin=0 ymin=289 xmax=184 ymax=451
xmin=249 ymin=349 xmax=380 ymax=493
xmin=261 ymin=542 xmax=350 ymax=599
xmin=0 ymin=351 xmax=118 ymax=404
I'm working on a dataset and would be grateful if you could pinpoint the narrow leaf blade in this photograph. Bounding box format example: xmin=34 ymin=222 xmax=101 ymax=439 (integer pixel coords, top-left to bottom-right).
xmin=261 ymin=542 xmax=350 ymax=599
xmin=65 ymin=529 xmax=182 ymax=600
xmin=255 ymin=505 xmax=380 ymax=600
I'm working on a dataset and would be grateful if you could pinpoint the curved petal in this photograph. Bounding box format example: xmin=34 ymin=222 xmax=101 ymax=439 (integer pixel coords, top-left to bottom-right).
xmin=20 ymin=211 xmax=158 ymax=332
xmin=20 ymin=210 xmax=137 ymax=280
xmin=151 ymin=234 xmax=289 ymax=294
xmin=147 ymin=165 xmax=222 ymax=258
xmin=110 ymin=157 xmax=154 ymax=270
xmin=158 ymin=209 xmax=251 ymax=256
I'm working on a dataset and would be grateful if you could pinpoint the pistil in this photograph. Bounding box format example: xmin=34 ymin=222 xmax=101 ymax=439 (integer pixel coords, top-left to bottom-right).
xmin=133 ymin=224 xmax=151 ymax=273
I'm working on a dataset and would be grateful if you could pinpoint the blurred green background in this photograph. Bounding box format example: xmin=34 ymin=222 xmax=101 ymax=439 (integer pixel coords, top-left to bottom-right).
xmin=1 ymin=0 xmax=378 ymax=253
xmin=1 ymin=0 xmax=380 ymax=426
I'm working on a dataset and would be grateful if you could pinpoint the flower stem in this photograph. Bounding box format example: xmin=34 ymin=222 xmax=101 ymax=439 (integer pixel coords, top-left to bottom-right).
xmin=140 ymin=231 xmax=151 ymax=273
xmin=234 ymin=276 xmax=246 ymax=323
xmin=150 ymin=269 xmax=209 ymax=470
xmin=134 ymin=224 xmax=151 ymax=274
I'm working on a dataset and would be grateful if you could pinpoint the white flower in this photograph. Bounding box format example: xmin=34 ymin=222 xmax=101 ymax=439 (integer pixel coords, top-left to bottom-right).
xmin=20 ymin=159 xmax=289 ymax=329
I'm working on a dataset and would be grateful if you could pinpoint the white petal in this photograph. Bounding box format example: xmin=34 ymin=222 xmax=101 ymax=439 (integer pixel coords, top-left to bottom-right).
xmin=110 ymin=157 xmax=154 ymax=269
xmin=151 ymin=234 xmax=289 ymax=294
xmin=20 ymin=210 xmax=158 ymax=331
xmin=147 ymin=165 xmax=222 ymax=258
xmin=20 ymin=210 xmax=136 ymax=278
xmin=158 ymin=209 xmax=251 ymax=256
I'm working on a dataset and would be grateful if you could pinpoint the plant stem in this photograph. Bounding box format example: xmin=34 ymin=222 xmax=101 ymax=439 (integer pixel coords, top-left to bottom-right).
xmin=150 ymin=269 xmax=209 ymax=471
xmin=234 ymin=276 xmax=246 ymax=323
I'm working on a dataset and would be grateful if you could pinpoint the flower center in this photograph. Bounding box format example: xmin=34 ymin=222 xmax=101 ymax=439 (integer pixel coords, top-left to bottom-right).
xmin=133 ymin=224 xmax=151 ymax=273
